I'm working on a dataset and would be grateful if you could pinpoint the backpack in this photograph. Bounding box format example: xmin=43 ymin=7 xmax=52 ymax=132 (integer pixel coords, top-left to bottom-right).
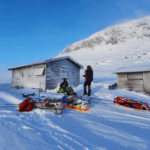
xmin=18 ymin=98 xmax=34 ymax=112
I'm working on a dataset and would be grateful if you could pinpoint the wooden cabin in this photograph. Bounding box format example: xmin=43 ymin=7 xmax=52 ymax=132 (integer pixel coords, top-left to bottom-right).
xmin=8 ymin=56 xmax=83 ymax=91
xmin=114 ymin=66 xmax=150 ymax=94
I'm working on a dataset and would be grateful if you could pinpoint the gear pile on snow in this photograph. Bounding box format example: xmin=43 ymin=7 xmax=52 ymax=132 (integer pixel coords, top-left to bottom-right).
xmin=114 ymin=96 xmax=150 ymax=110
xmin=34 ymin=98 xmax=65 ymax=114
xmin=62 ymin=95 xmax=90 ymax=112
xmin=18 ymin=97 xmax=65 ymax=114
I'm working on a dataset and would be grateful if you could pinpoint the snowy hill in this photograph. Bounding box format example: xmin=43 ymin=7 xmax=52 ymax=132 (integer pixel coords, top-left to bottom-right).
xmin=58 ymin=16 xmax=150 ymax=82
xmin=62 ymin=16 xmax=150 ymax=54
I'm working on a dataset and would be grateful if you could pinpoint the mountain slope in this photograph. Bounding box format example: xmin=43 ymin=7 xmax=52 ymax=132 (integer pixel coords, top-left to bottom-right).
xmin=62 ymin=16 xmax=150 ymax=54
xmin=58 ymin=16 xmax=150 ymax=83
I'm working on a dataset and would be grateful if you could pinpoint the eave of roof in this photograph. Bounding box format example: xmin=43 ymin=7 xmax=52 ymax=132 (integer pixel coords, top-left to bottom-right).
xmin=8 ymin=56 xmax=84 ymax=70
xmin=114 ymin=65 xmax=150 ymax=74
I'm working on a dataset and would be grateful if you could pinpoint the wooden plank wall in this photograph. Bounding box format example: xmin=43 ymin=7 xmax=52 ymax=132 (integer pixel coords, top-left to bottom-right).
xmin=11 ymin=64 xmax=46 ymax=91
xmin=62 ymin=59 xmax=80 ymax=87
xmin=143 ymin=72 xmax=150 ymax=95
xmin=46 ymin=59 xmax=80 ymax=90
xmin=46 ymin=60 xmax=61 ymax=89
xmin=117 ymin=73 xmax=145 ymax=93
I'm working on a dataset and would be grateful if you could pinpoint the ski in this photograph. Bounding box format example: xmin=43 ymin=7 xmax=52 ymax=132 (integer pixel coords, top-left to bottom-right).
xmin=80 ymin=96 xmax=113 ymax=103
xmin=80 ymin=98 xmax=113 ymax=105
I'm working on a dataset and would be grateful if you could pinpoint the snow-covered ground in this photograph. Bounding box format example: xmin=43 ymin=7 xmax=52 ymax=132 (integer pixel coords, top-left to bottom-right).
xmin=0 ymin=83 xmax=150 ymax=150
xmin=1 ymin=16 xmax=150 ymax=150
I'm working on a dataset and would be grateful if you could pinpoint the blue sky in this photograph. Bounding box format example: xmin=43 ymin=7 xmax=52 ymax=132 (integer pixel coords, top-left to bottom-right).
xmin=0 ymin=0 xmax=150 ymax=71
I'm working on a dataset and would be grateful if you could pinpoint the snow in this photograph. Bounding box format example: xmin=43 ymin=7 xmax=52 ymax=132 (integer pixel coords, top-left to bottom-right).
xmin=0 ymin=82 xmax=150 ymax=150
xmin=114 ymin=65 xmax=150 ymax=73
xmin=1 ymin=16 xmax=150 ymax=149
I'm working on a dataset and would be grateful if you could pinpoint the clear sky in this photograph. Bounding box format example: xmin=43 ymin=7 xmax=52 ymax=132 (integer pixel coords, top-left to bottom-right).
xmin=0 ymin=0 xmax=150 ymax=72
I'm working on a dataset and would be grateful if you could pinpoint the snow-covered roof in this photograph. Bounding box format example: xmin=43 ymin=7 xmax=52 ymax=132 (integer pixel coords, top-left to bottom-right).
xmin=114 ymin=65 xmax=150 ymax=74
xmin=8 ymin=56 xmax=84 ymax=70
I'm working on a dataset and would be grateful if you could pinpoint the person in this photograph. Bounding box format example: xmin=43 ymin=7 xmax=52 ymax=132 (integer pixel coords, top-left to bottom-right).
xmin=83 ymin=65 xmax=93 ymax=96
xmin=59 ymin=78 xmax=68 ymax=93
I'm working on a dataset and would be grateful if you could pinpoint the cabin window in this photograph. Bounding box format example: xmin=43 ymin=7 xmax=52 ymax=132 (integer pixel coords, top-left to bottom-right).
xmin=127 ymin=73 xmax=143 ymax=80
xmin=34 ymin=68 xmax=45 ymax=76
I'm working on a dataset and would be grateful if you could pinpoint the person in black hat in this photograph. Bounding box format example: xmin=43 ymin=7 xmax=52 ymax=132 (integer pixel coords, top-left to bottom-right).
xmin=59 ymin=78 xmax=68 ymax=93
xmin=83 ymin=65 xmax=93 ymax=96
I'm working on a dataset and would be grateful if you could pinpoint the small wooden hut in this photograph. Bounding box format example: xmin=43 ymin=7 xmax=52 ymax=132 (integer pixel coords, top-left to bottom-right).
xmin=114 ymin=66 xmax=150 ymax=94
xmin=8 ymin=56 xmax=83 ymax=91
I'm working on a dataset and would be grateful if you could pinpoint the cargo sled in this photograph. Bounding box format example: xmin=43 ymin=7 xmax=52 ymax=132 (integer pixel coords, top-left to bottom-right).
xmin=18 ymin=98 xmax=65 ymax=114
xmin=34 ymin=98 xmax=65 ymax=114
xmin=114 ymin=97 xmax=150 ymax=110
xmin=62 ymin=95 xmax=90 ymax=112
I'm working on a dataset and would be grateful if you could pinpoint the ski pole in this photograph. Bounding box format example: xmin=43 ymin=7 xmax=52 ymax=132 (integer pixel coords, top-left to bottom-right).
xmin=0 ymin=106 xmax=18 ymax=107
xmin=2 ymin=104 xmax=19 ymax=105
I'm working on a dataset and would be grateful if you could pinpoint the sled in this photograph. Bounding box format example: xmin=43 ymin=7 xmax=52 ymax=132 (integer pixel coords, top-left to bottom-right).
xmin=62 ymin=95 xmax=90 ymax=112
xmin=114 ymin=96 xmax=150 ymax=110
xmin=34 ymin=98 xmax=65 ymax=114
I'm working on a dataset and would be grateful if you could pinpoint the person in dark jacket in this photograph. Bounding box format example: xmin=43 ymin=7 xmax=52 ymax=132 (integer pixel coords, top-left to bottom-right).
xmin=83 ymin=65 xmax=93 ymax=96
xmin=59 ymin=78 xmax=68 ymax=93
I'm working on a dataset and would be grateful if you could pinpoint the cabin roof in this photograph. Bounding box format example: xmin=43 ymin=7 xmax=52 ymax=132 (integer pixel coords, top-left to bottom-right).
xmin=114 ymin=65 xmax=150 ymax=74
xmin=8 ymin=56 xmax=84 ymax=70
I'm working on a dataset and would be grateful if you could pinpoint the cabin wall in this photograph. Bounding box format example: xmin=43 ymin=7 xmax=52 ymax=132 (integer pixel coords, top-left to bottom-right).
xmin=117 ymin=73 xmax=145 ymax=93
xmin=143 ymin=72 xmax=150 ymax=95
xmin=12 ymin=64 xmax=46 ymax=91
xmin=46 ymin=59 xmax=80 ymax=90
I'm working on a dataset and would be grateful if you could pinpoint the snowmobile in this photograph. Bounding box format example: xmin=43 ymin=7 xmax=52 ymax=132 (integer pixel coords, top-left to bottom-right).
xmin=114 ymin=96 xmax=150 ymax=110
xmin=62 ymin=95 xmax=90 ymax=112
xmin=57 ymin=87 xmax=76 ymax=95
